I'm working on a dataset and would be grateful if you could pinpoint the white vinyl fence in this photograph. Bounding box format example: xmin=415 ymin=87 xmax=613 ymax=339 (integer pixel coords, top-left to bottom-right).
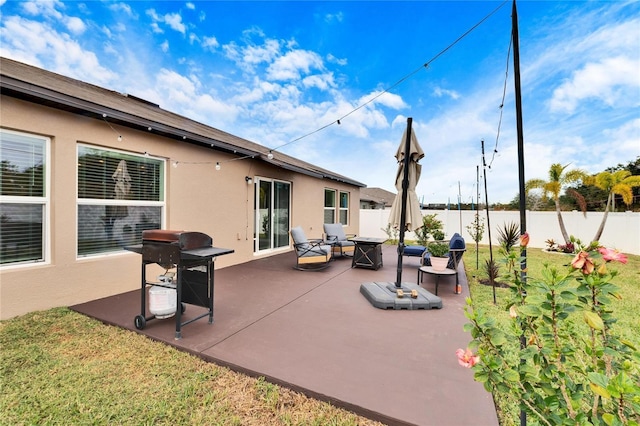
xmin=360 ymin=209 xmax=640 ymax=255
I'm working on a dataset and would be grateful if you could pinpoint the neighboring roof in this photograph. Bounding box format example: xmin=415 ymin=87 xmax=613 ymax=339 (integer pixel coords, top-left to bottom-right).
xmin=360 ymin=187 xmax=396 ymax=207
xmin=0 ymin=57 xmax=365 ymax=187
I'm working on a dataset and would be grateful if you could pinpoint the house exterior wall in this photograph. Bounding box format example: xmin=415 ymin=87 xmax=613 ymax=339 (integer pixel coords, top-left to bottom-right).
xmin=0 ymin=96 xmax=360 ymax=319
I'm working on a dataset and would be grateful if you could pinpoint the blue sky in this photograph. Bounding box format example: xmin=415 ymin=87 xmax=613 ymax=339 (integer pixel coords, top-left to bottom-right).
xmin=1 ymin=0 xmax=638 ymax=204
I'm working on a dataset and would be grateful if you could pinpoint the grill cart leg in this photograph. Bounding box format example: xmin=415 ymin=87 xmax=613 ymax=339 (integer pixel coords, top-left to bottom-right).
xmin=135 ymin=262 xmax=150 ymax=329
xmin=175 ymin=266 xmax=183 ymax=340
xmin=208 ymin=258 xmax=214 ymax=324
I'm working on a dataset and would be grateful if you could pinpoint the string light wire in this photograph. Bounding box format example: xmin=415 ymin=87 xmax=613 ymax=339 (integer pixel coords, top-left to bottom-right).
xmin=271 ymin=0 xmax=509 ymax=153
xmin=159 ymin=0 xmax=509 ymax=169
xmin=487 ymin=30 xmax=513 ymax=170
xmin=102 ymin=114 xmax=123 ymax=141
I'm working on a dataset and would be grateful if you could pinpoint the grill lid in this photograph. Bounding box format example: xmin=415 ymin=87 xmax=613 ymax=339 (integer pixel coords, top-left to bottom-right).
xmin=142 ymin=230 xmax=213 ymax=250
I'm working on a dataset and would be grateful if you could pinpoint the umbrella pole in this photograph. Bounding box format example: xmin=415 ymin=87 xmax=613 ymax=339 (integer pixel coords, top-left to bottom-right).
xmin=396 ymin=117 xmax=413 ymax=288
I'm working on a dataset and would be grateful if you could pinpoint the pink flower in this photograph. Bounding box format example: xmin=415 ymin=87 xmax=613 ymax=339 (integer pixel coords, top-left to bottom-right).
xmin=571 ymin=251 xmax=595 ymax=275
xmin=519 ymin=232 xmax=530 ymax=248
xmin=456 ymin=348 xmax=480 ymax=368
xmin=598 ymin=247 xmax=628 ymax=264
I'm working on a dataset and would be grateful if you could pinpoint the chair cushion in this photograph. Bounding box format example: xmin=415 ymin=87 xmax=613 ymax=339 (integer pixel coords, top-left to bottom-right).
xmin=324 ymin=223 xmax=348 ymax=241
xmin=449 ymin=233 xmax=466 ymax=250
xmin=290 ymin=226 xmax=308 ymax=245
xmin=335 ymin=240 xmax=355 ymax=248
xmin=447 ymin=233 xmax=466 ymax=269
xmin=404 ymin=245 xmax=426 ymax=257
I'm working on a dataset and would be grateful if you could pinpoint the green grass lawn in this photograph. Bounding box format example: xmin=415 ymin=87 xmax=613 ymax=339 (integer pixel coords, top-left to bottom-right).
xmin=463 ymin=244 xmax=640 ymax=425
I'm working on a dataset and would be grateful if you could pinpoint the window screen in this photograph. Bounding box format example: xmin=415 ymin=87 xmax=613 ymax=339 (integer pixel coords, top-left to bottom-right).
xmin=0 ymin=130 xmax=48 ymax=266
xmin=77 ymin=145 xmax=164 ymax=256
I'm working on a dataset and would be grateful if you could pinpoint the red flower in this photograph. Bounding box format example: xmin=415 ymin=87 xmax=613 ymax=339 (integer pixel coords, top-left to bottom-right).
xmin=598 ymin=247 xmax=628 ymax=264
xmin=571 ymin=251 xmax=594 ymax=275
xmin=519 ymin=232 xmax=530 ymax=248
xmin=456 ymin=348 xmax=480 ymax=368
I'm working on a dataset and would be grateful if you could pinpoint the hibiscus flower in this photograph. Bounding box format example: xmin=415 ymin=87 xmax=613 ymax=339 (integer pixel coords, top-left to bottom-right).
xmin=571 ymin=251 xmax=595 ymax=275
xmin=598 ymin=247 xmax=628 ymax=264
xmin=456 ymin=348 xmax=480 ymax=368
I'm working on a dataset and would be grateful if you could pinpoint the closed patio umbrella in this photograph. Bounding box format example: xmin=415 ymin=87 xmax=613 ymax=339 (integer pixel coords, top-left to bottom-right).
xmin=388 ymin=118 xmax=424 ymax=287
xmin=388 ymin=128 xmax=424 ymax=232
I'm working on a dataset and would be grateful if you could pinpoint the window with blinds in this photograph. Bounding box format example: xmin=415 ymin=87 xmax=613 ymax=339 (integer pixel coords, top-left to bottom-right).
xmin=0 ymin=129 xmax=49 ymax=266
xmin=77 ymin=145 xmax=165 ymax=257
xmin=339 ymin=191 xmax=349 ymax=225
xmin=323 ymin=189 xmax=349 ymax=225
xmin=324 ymin=188 xmax=336 ymax=224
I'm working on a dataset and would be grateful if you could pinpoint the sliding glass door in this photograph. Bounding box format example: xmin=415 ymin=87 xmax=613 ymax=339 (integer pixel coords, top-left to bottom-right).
xmin=256 ymin=178 xmax=290 ymax=252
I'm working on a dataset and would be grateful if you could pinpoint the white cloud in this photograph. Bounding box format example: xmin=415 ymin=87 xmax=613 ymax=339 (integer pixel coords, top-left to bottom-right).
xmin=266 ymin=49 xmax=324 ymax=81
xmin=160 ymin=40 xmax=169 ymax=53
xmin=146 ymin=8 xmax=160 ymax=21
xmin=148 ymin=69 xmax=240 ymax=127
xmin=164 ymin=12 xmax=186 ymax=34
xmin=108 ymin=3 xmax=136 ymax=18
xmin=324 ymin=12 xmax=344 ymax=23
xmin=433 ymin=86 xmax=461 ymax=100
xmin=0 ymin=16 xmax=116 ymax=86
xmin=150 ymin=22 xmax=163 ymax=34
xmin=65 ymin=16 xmax=86 ymax=34
xmin=362 ymin=91 xmax=407 ymax=110
xmin=146 ymin=9 xmax=186 ymax=34
xmin=244 ymin=39 xmax=281 ymax=65
xmin=326 ymin=53 xmax=347 ymax=66
xmin=302 ymin=73 xmax=336 ymax=91
xmin=21 ymin=0 xmax=64 ymax=19
xmin=186 ymin=2 xmax=195 ymax=10
xmin=549 ymin=56 xmax=640 ymax=113
xmin=202 ymin=36 xmax=219 ymax=50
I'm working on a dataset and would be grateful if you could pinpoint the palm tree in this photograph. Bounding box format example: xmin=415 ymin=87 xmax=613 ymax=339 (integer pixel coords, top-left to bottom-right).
xmin=590 ymin=170 xmax=640 ymax=242
xmin=525 ymin=163 xmax=588 ymax=245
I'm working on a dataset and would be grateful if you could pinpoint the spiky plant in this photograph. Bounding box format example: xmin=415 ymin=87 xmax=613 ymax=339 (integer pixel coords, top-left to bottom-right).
xmin=497 ymin=221 xmax=520 ymax=253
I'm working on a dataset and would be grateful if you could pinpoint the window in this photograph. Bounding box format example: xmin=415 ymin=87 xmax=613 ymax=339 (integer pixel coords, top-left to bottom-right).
xmin=77 ymin=145 xmax=164 ymax=257
xmin=339 ymin=191 xmax=349 ymax=225
xmin=324 ymin=189 xmax=336 ymax=223
xmin=324 ymin=189 xmax=349 ymax=225
xmin=0 ymin=129 xmax=49 ymax=266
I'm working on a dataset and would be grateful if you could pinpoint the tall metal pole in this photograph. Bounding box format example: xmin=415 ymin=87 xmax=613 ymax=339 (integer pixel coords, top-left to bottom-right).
xmin=476 ymin=165 xmax=480 ymax=269
xmin=513 ymin=1 xmax=527 ymax=425
xmin=481 ymin=140 xmax=495 ymax=304
xmin=513 ymin=0 xmax=526 ymax=242
xmin=458 ymin=181 xmax=462 ymax=233
xmin=395 ymin=117 xmax=413 ymax=288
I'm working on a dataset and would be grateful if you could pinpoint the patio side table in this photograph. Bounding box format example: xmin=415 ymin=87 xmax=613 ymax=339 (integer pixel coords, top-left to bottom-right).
xmin=351 ymin=237 xmax=387 ymax=270
xmin=417 ymin=266 xmax=458 ymax=295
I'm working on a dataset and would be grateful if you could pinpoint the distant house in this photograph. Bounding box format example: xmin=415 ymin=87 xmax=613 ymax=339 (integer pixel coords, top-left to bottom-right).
xmin=360 ymin=187 xmax=396 ymax=210
xmin=0 ymin=57 xmax=364 ymax=319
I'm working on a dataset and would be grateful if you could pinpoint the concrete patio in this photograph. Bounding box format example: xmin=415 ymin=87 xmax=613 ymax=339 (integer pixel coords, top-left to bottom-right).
xmin=71 ymin=244 xmax=498 ymax=426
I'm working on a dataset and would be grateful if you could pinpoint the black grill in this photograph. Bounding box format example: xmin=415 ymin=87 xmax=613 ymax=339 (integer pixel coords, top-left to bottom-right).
xmin=128 ymin=230 xmax=233 ymax=339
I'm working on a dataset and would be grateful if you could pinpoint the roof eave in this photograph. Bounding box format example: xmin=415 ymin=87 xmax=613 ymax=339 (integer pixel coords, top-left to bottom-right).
xmin=1 ymin=71 xmax=365 ymax=187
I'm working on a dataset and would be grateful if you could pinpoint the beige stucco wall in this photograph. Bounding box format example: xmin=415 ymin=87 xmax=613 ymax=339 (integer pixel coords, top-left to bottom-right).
xmin=0 ymin=96 xmax=360 ymax=319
